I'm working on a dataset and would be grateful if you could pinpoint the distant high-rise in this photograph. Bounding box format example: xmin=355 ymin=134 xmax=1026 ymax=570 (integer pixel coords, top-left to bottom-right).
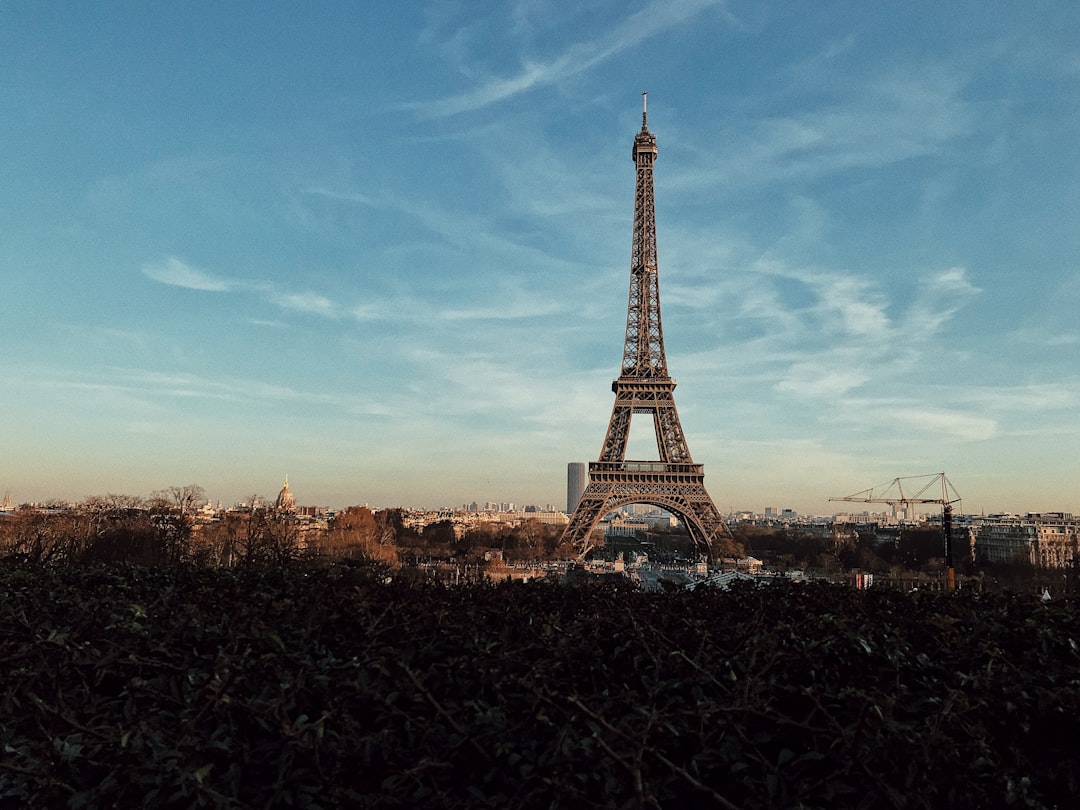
xmin=567 ymin=462 xmax=586 ymax=514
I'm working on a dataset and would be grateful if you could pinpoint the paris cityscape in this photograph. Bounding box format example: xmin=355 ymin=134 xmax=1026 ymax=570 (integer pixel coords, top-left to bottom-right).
xmin=4 ymin=76 xmax=1077 ymax=584
xmin=4 ymin=5 xmax=1080 ymax=806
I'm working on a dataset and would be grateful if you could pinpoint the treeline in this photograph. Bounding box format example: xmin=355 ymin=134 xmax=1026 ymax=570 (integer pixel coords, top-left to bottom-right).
xmin=5 ymin=491 xmax=1075 ymax=591
xmin=733 ymin=523 xmax=958 ymax=575
xmin=324 ymin=507 xmax=574 ymax=566
xmin=735 ymin=523 xmax=1080 ymax=594
xmin=0 ymin=486 xmax=571 ymax=570
xmin=0 ymin=487 xmax=221 ymax=567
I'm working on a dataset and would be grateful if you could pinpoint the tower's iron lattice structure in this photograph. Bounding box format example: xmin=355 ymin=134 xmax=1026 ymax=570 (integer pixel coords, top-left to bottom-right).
xmin=562 ymin=97 xmax=734 ymax=557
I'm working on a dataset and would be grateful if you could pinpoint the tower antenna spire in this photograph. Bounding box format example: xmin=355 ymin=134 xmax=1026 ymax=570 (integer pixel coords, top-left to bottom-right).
xmin=642 ymin=91 xmax=648 ymax=129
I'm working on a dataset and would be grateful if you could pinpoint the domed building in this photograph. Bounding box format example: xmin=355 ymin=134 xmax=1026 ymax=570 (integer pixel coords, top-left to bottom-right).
xmin=275 ymin=475 xmax=296 ymax=513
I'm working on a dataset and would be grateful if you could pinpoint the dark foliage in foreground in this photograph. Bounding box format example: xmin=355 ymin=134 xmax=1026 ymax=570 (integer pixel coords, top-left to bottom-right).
xmin=1 ymin=562 xmax=1078 ymax=808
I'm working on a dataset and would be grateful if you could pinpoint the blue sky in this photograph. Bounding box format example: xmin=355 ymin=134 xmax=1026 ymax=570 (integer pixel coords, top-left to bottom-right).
xmin=2 ymin=1 xmax=1079 ymax=515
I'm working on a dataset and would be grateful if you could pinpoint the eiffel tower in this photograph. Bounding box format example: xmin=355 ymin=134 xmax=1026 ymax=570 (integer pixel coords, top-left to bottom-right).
xmin=563 ymin=95 xmax=734 ymax=557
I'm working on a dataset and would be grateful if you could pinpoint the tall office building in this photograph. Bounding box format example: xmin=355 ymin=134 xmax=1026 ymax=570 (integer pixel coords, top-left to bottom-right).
xmin=567 ymin=462 xmax=587 ymax=515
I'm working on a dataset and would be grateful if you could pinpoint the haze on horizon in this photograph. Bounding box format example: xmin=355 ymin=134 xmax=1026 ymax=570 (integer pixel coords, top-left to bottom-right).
xmin=2 ymin=2 xmax=1079 ymax=517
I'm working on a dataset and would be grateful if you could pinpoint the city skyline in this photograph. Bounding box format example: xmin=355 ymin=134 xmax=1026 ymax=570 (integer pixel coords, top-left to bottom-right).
xmin=3 ymin=3 xmax=1079 ymax=516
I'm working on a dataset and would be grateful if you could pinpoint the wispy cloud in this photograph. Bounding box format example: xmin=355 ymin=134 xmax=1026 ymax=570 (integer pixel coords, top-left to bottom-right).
xmin=300 ymin=187 xmax=381 ymax=207
xmin=906 ymin=266 xmax=980 ymax=334
xmin=408 ymin=0 xmax=731 ymax=117
xmin=775 ymin=363 xmax=870 ymax=399
xmin=884 ymin=405 xmax=997 ymax=442
xmin=955 ymin=382 xmax=1080 ymax=414
xmin=668 ymin=252 xmax=987 ymax=446
xmin=804 ymin=272 xmax=891 ymax=339
xmin=23 ymin=365 xmax=397 ymax=419
xmin=141 ymin=256 xmax=343 ymax=319
xmin=142 ymin=257 xmax=233 ymax=292
xmin=340 ymin=279 xmax=569 ymax=325
xmin=1010 ymin=328 xmax=1080 ymax=347
xmin=267 ymin=290 xmax=338 ymax=318
xmin=441 ymin=286 xmax=568 ymax=321
xmin=59 ymin=323 xmax=155 ymax=356
xmin=670 ymin=67 xmax=973 ymax=193
xmin=294 ymin=178 xmax=601 ymax=325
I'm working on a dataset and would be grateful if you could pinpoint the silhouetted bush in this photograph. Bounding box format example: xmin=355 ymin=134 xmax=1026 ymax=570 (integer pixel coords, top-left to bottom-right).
xmin=1 ymin=564 xmax=1077 ymax=808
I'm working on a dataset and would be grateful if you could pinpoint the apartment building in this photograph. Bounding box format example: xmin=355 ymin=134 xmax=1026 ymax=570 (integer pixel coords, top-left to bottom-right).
xmin=974 ymin=513 xmax=1080 ymax=567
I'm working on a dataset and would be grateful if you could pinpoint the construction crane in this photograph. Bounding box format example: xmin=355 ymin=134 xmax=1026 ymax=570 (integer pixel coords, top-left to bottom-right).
xmin=830 ymin=473 xmax=962 ymax=591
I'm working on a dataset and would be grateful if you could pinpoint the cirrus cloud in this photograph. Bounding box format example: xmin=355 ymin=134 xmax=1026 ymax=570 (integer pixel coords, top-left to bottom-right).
xmin=141 ymin=257 xmax=233 ymax=292
xmin=141 ymin=256 xmax=342 ymax=319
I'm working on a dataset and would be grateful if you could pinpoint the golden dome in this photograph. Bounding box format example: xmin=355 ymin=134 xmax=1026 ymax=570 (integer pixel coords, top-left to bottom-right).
xmin=275 ymin=475 xmax=296 ymax=511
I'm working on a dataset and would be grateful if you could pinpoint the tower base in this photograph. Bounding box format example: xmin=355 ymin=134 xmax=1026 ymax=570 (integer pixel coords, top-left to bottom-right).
xmin=562 ymin=461 xmax=735 ymax=558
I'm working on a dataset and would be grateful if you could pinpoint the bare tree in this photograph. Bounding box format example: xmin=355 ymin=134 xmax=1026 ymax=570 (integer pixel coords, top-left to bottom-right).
xmin=78 ymin=494 xmax=155 ymax=563
xmin=148 ymin=484 xmax=205 ymax=564
xmin=0 ymin=509 xmax=75 ymax=562
xmin=235 ymin=495 xmax=268 ymax=565
xmin=199 ymin=511 xmax=251 ymax=568
xmin=265 ymin=504 xmax=302 ymax=566
xmin=321 ymin=506 xmax=398 ymax=566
